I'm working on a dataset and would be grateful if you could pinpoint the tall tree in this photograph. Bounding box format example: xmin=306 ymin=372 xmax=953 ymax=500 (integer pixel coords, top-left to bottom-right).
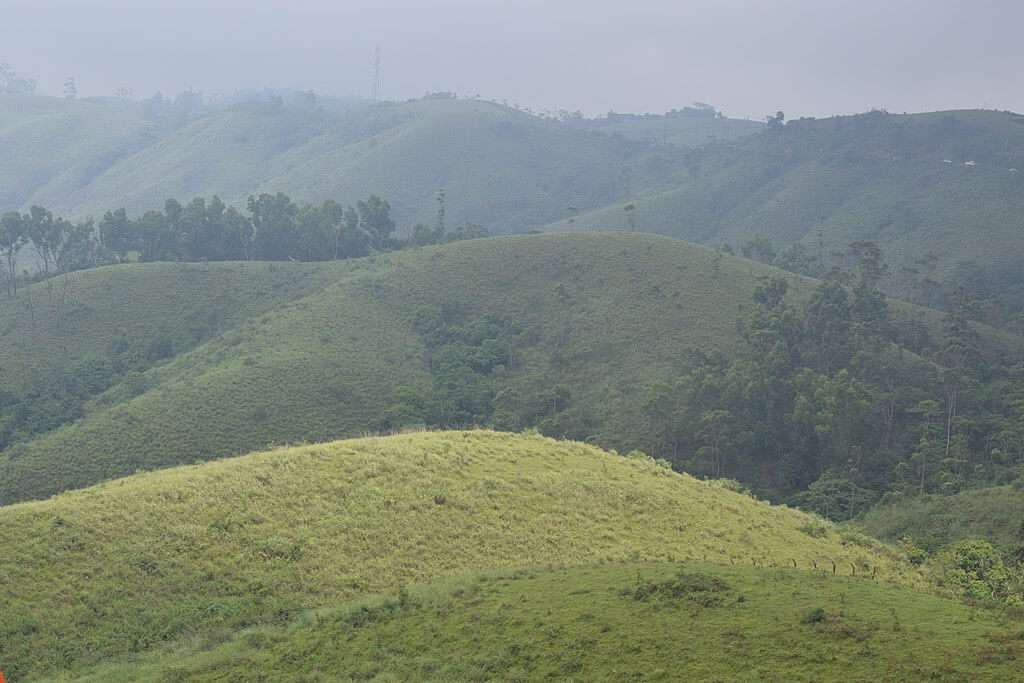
xmin=0 ymin=212 xmax=26 ymax=296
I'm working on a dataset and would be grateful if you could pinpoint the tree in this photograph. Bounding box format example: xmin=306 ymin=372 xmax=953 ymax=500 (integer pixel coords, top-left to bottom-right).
xmin=0 ymin=212 xmax=26 ymax=296
xmin=698 ymin=409 xmax=734 ymax=478
xmin=25 ymin=206 xmax=66 ymax=276
xmin=623 ymin=203 xmax=637 ymax=232
xmin=249 ymin=193 xmax=299 ymax=260
xmin=356 ymin=195 xmax=395 ymax=249
xmin=99 ymin=209 xmax=134 ymax=262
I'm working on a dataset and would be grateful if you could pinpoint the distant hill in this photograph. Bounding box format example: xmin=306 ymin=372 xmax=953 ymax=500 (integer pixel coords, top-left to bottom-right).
xmin=6 ymin=96 xmax=1024 ymax=290
xmin=0 ymin=94 xmax=754 ymax=232
xmin=0 ymin=430 xmax=922 ymax=680
xmin=57 ymin=562 xmax=1021 ymax=683
xmin=579 ymin=106 xmax=763 ymax=146
xmin=553 ymin=109 xmax=1024 ymax=287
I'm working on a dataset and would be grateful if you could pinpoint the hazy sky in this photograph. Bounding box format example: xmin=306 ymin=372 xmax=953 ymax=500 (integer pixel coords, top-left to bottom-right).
xmin=3 ymin=0 xmax=1022 ymax=119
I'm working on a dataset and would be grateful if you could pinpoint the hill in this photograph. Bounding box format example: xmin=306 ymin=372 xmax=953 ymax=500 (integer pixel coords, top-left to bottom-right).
xmin=0 ymin=233 xmax=796 ymax=503
xmin=51 ymin=563 xmax=1023 ymax=683
xmin=578 ymin=107 xmax=763 ymax=146
xmin=861 ymin=485 xmax=1024 ymax=553
xmin=1 ymin=232 xmax=1019 ymax=505
xmin=0 ymin=94 xmax=759 ymax=233
xmin=553 ymin=109 xmax=1024 ymax=291
xmin=0 ymin=430 xmax=921 ymax=681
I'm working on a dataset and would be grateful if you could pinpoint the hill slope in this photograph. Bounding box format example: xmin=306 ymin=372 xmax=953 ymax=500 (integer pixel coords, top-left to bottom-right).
xmin=53 ymin=563 xmax=1022 ymax=683
xmin=554 ymin=109 xmax=1024 ymax=284
xmin=0 ymin=430 xmax=919 ymax=680
xmin=0 ymin=94 xmax=759 ymax=232
xmin=0 ymin=233 xmax=798 ymax=503
xmin=861 ymin=485 xmax=1024 ymax=553
xmin=2 ymin=232 xmax=1019 ymax=505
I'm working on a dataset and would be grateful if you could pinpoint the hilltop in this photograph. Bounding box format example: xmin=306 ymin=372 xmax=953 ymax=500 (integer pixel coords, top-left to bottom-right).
xmin=554 ymin=109 xmax=1024 ymax=289
xmin=0 ymin=430 xmax=920 ymax=680
xmin=0 ymin=94 xmax=753 ymax=232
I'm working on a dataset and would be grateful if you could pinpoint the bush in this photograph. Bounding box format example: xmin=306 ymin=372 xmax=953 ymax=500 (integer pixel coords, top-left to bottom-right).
xmin=934 ymin=539 xmax=1021 ymax=605
xmin=801 ymin=607 xmax=827 ymax=624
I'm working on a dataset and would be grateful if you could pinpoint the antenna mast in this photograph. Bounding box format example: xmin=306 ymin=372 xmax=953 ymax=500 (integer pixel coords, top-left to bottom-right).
xmin=372 ymin=44 xmax=382 ymax=101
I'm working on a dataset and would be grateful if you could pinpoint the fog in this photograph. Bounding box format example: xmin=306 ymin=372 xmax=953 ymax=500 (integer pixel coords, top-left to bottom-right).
xmin=2 ymin=0 xmax=1022 ymax=118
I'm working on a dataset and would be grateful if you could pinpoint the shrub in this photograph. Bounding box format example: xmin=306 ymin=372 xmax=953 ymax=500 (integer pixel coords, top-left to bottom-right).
xmin=627 ymin=571 xmax=731 ymax=607
xmin=801 ymin=607 xmax=827 ymax=624
xmin=934 ymin=539 xmax=1020 ymax=605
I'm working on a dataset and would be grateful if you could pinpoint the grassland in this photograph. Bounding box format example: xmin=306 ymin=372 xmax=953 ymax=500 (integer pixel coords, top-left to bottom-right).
xmin=3 ymin=232 xmax=1019 ymax=505
xmin=1 ymin=94 xmax=717 ymax=232
xmin=0 ymin=260 xmax=351 ymax=391
xmin=0 ymin=233 xmax=801 ymax=503
xmin=0 ymin=430 xmax=923 ymax=680
xmin=48 ymin=562 xmax=1024 ymax=683
xmin=553 ymin=109 xmax=1024 ymax=282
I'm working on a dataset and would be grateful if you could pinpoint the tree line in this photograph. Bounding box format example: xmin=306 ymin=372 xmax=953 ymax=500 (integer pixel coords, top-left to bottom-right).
xmin=643 ymin=242 xmax=1024 ymax=522
xmin=0 ymin=191 xmax=487 ymax=295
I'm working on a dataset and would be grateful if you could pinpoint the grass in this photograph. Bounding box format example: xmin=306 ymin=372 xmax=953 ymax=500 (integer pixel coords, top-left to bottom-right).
xmin=552 ymin=109 xmax=1024 ymax=286
xmin=860 ymin=485 xmax=1024 ymax=553
xmin=2 ymin=232 xmax=1018 ymax=505
xmin=0 ymin=430 xmax=925 ymax=680
xmin=42 ymin=562 xmax=1024 ymax=682
xmin=0 ymin=233 xmax=799 ymax=503
xmin=0 ymin=260 xmax=351 ymax=391
xmin=0 ymin=94 xmax=681 ymax=234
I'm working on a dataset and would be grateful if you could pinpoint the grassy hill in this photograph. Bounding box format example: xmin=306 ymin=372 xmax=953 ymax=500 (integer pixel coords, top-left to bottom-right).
xmin=553 ymin=109 xmax=1024 ymax=285
xmin=51 ymin=562 xmax=1023 ymax=683
xmin=861 ymin=485 xmax=1024 ymax=553
xmin=7 ymin=96 xmax=1024 ymax=292
xmin=0 ymin=94 xmax=753 ymax=233
xmin=1 ymin=232 xmax=1019 ymax=505
xmin=0 ymin=430 xmax=923 ymax=681
xmin=0 ymin=233 xmax=798 ymax=504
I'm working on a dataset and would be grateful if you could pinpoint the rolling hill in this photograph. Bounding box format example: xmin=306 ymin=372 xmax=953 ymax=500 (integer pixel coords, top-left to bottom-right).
xmin=0 ymin=430 xmax=925 ymax=681
xmin=0 ymin=93 xmax=753 ymax=233
xmin=6 ymin=95 xmax=1024 ymax=296
xmin=1 ymin=232 xmax=1018 ymax=505
xmin=553 ymin=109 xmax=1024 ymax=285
xmin=53 ymin=563 xmax=1022 ymax=683
xmin=0 ymin=233 xmax=794 ymax=503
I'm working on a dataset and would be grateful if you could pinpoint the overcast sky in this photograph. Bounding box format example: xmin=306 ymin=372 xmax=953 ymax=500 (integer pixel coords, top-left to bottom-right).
xmin=2 ymin=0 xmax=1022 ymax=119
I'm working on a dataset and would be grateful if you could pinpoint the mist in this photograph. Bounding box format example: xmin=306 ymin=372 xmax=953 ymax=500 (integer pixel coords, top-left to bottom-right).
xmin=2 ymin=0 xmax=1022 ymax=118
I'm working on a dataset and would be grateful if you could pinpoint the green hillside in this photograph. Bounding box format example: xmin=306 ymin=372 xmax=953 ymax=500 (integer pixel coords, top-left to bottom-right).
xmin=554 ymin=109 xmax=1024 ymax=286
xmin=0 ymin=430 xmax=921 ymax=681
xmin=0 ymin=94 xmax=696 ymax=232
xmin=861 ymin=485 xmax=1024 ymax=553
xmin=0 ymin=233 xmax=795 ymax=504
xmin=52 ymin=563 xmax=1022 ymax=683
xmin=1 ymin=232 xmax=1018 ymax=506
